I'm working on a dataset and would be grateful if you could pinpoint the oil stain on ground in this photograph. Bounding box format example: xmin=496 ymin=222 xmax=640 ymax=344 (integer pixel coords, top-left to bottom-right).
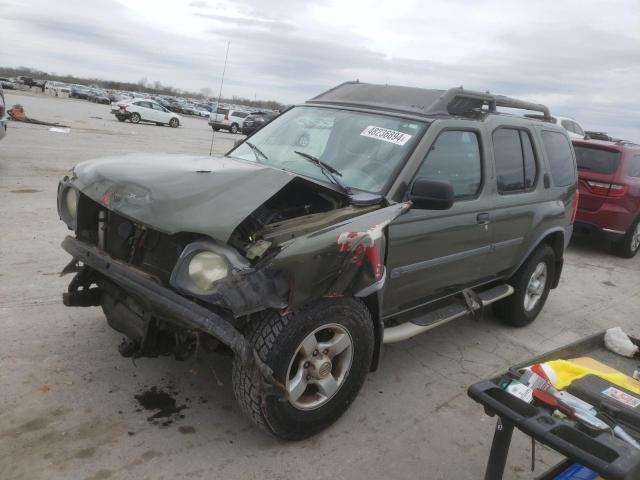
xmin=134 ymin=386 xmax=186 ymax=427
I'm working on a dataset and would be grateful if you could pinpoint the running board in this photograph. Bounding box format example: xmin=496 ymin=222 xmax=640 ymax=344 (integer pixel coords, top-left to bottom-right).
xmin=382 ymin=284 xmax=514 ymax=344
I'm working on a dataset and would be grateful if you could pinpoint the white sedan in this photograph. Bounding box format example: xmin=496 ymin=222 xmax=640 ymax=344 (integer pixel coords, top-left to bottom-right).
xmin=112 ymin=99 xmax=181 ymax=128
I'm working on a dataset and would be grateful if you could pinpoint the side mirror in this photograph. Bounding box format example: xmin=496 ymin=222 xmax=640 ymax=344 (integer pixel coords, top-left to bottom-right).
xmin=408 ymin=178 xmax=454 ymax=210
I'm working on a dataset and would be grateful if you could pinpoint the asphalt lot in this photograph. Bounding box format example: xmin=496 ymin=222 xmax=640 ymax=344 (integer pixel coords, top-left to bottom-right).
xmin=1 ymin=90 xmax=639 ymax=480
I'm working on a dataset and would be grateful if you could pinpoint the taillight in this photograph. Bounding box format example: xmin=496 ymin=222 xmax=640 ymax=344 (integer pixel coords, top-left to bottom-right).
xmin=585 ymin=180 xmax=627 ymax=197
xmin=224 ymin=113 xmax=229 ymax=120
xmin=118 ymin=103 xmax=129 ymax=109
xmin=570 ymin=189 xmax=579 ymax=225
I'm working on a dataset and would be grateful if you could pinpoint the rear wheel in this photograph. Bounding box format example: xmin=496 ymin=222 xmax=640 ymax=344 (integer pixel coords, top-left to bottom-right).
xmin=169 ymin=118 xmax=179 ymax=128
xmin=232 ymin=298 xmax=374 ymax=440
xmin=130 ymin=113 xmax=141 ymax=124
xmin=115 ymin=114 xmax=126 ymax=122
xmin=211 ymin=126 xmax=219 ymax=131
xmin=613 ymin=218 xmax=640 ymax=258
xmin=493 ymin=244 xmax=555 ymax=327
xmin=230 ymin=123 xmax=239 ymax=134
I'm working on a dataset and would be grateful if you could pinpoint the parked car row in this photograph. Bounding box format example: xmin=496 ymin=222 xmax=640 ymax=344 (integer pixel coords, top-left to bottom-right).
xmin=208 ymin=106 xmax=279 ymax=134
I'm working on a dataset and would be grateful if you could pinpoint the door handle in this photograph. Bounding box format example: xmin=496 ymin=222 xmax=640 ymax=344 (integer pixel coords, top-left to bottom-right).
xmin=476 ymin=213 xmax=491 ymax=225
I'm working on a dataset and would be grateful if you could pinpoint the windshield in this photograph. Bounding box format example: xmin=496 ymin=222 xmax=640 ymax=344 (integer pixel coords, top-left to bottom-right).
xmin=574 ymin=145 xmax=621 ymax=174
xmin=229 ymin=106 xmax=427 ymax=193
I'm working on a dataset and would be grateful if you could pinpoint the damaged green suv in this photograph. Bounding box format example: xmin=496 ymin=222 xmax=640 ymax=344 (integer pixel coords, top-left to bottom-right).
xmin=58 ymin=82 xmax=578 ymax=439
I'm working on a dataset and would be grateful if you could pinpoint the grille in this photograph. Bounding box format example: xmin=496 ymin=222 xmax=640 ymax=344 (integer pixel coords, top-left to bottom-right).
xmin=104 ymin=210 xmax=186 ymax=284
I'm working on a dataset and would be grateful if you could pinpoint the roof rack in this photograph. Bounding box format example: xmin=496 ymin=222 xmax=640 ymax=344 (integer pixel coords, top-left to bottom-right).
xmin=584 ymin=131 xmax=640 ymax=146
xmin=307 ymin=81 xmax=552 ymax=119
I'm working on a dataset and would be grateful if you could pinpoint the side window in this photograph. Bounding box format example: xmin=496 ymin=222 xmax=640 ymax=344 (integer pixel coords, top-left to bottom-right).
xmin=541 ymin=131 xmax=576 ymax=187
xmin=572 ymin=122 xmax=585 ymax=136
xmin=521 ymin=131 xmax=537 ymax=188
xmin=415 ymin=130 xmax=482 ymax=199
xmin=492 ymin=128 xmax=538 ymax=193
xmin=234 ymin=111 xmax=248 ymax=118
xmin=629 ymin=155 xmax=640 ymax=178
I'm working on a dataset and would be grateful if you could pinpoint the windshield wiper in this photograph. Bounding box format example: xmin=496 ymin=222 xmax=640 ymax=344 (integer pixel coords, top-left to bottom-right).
xmin=294 ymin=151 xmax=350 ymax=195
xmin=245 ymin=141 xmax=269 ymax=163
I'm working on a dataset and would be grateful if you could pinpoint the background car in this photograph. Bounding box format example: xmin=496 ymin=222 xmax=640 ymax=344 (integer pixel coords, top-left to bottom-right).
xmin=208 ymin=107 xmax=249 ymax=133
xmin=0 ymin=84 xmax=7 ymax=141
xmin=573 ymin=138 xmax=640 ymax=257
xmin=113 ymin=98 xmax=181 ymax=127
xmin=87 ymin=89 xmax=111 ymax=104
xmin=241 ymin=111 xmax=278 ymax=135
xmin=525 ymin=114 xmax=586 ymax=139
xmin=0 ymin=77 xmax=16 ymax=90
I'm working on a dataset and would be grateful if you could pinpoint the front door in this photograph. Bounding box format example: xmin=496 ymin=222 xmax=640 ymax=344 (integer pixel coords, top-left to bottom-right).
xmin=383 ymin=129 xmax=494 ymax=317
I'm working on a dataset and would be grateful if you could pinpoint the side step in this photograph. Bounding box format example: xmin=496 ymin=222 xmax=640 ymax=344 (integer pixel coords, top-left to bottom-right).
xmin=382 ymin=284 xmax=514 ymax=344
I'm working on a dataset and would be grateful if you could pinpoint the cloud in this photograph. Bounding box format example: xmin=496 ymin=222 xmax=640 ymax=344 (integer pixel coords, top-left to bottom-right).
xmin=0 ymin=0 xmax=638 ymax=140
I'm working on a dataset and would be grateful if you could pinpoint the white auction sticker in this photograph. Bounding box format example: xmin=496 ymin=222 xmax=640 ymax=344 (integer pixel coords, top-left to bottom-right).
xmin=360 ymin=126 xmax=412 ymax=146
xmin=602 ymin=387 xmax=640 ymax=408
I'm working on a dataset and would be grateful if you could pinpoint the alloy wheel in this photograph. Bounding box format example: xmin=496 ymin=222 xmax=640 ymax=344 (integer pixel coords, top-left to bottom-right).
xmin=524 ymin=262 xmax=547 ymax=312
xmin=285 ymin=323 xmax=353 ymax=411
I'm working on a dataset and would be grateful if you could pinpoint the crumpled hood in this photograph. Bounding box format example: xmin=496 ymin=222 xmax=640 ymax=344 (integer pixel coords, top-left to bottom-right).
xmin=72 ymin=154 xmax=297 ymax=242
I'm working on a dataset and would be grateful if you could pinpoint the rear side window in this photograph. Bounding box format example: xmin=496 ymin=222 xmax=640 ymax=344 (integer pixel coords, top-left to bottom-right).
xmin=629 ymin=155 xmax=640 ymax=177
xmin=416 ymin=130 xmax=482 ymax=198
xmin=217 ymin=108 xmax=229 ymax=114
xmin=541 ymin=131 xmax=576 ymax=186
xmin=492 ymin=128 xmax=538 ymax=193
xmin=574 ymin=146 xmax=621 ymax=174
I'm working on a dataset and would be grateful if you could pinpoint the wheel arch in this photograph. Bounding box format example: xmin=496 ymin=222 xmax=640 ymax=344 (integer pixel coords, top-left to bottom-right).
xmin=357 ymin=289 xmax=384 ymax=372
xmin=511 ymin=227 xmax=566 ymax=289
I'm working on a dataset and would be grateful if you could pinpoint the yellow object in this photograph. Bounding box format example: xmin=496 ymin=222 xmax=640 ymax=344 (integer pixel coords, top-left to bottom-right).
xmin=544 ymin=359 xmax=640 ymax=395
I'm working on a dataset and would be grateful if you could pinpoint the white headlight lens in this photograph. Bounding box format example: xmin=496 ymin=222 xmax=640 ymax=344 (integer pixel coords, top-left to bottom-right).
xmin=188 ymin=252 xmax=228 ymax=291
xmin=65 ymin=188 xmax=78 ymax=219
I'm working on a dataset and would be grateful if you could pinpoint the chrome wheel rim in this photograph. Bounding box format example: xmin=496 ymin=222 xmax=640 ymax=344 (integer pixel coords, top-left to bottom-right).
xmin=631 ymin=223 xmax=640 ymax=252
xmin=524 ymin=262 xmax=547 ymax=312
xmin=285 ymin=323 xmax=353 ymax=411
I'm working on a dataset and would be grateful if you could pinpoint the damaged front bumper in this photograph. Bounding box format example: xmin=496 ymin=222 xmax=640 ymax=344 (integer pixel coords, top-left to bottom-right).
xmin=61 ymin=235 xmax=284 ymax=396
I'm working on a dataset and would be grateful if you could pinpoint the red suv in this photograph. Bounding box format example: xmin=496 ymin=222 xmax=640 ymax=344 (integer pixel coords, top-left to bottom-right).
xmin=573 ymin=138 xmax=640 ymax=257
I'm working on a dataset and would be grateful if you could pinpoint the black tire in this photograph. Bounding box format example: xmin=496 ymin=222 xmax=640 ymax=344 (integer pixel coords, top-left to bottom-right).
xmin=493 ymin=244 xmax=555 ymax=327
xmin=115 ymin=115 xmax=126 ymax=122
xmin=613 ymin=217 xmax=640 ymax=258
xmin=232 ymin=298 xmax=374 ymax=440
xmin=211 ymin=126 xmax=220 ymax=131
xmin=130 ymin=113 xmax=141 ymax=124
xmin=230 ymin=123 xmax=239 ymax=134
xmin=169 ymin=118 xmax=179 ymax=128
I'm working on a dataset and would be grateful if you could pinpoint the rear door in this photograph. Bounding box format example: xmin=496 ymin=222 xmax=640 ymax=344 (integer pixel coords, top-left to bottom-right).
xmin=134 ymin=101 xmax=154 ymax=121
xmin=150 ymin=102 xmax=170 ymax=123
xmin=484 ymin=126 xmax=542 ymax=276
xmin=384 ymin=127 xmax=493 ymax=316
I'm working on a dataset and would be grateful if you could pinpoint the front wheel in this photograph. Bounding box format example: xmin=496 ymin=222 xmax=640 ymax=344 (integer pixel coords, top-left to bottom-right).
xmin=613 ymin=218 xmax=640 ymax=258
xmin=130 ymin=112 xmax=141 ymax=124
xmin=169 ymin=118 xmax=179 ymax=128
xmin=493 ymin=244 xmax=555 ymax=327
xmin=232 ymin=298 xmax=374 ymax=440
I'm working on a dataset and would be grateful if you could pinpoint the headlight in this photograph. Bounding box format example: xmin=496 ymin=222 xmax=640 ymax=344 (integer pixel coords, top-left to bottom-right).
xmin=65 ymin=188 xmax=78 ymax=220
xmin=188 ymin=252 xmax=228 ymax=291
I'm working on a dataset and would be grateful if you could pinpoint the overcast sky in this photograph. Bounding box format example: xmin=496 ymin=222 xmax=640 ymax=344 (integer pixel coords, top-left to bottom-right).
xmin=2 ymin=0 xmax=639 ymax=140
